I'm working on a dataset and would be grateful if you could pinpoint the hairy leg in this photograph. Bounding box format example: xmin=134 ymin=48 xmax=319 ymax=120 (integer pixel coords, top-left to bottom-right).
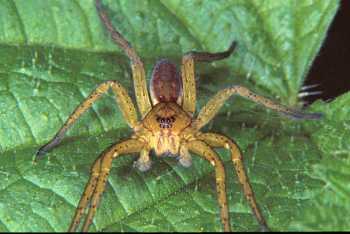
xmin=68 ymin=138 xmax=145 ymax=232
xmin=197 ymin=132 xmax=269 ymax=231
xmin=178 ymin=144 xmax=192 ymax=167
xmin=68 ymin=157 xmax=101 ymax=231
xmin=96 ymin=0 xmax=152 ymax=117
xmin=193 ymin=85 xmax=323 ymax=130
xmin=133 ymin=148 xmax=152 ymax=172
xmin=181 ymin=41 xmax=237 ymax=116
xmin=36 ymin=80 xmax=138 ymax=160
xmin=186 ymin=140 xmax=231 ymax=232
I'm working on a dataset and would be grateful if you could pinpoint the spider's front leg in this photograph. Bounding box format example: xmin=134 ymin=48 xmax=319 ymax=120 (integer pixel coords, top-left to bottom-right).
xmin=69 ymin=138 xmax=145 ymax=232
xmin=185 ymin=140 xmax=231 ymax=232
xmin=35 ymin=80 xmax=138 ymax=160
xmin=68 ymin=157 xmax=101 ymax=232
xmin=197 ymin=133 xmax=269 ymax=231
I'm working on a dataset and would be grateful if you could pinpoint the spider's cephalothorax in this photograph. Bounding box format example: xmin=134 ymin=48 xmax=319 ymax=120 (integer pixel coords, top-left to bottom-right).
xmin=36 ymin=0 xmax=323 ymax=232
xmin=135 ymin=102 xmax=192 ymax=162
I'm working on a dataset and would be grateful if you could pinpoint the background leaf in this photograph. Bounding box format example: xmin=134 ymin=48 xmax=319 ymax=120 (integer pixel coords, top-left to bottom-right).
xmin=290 ymin=93 xmax=350 ymax=231
xmin=0 ymin=0 xmax=344 ymax=232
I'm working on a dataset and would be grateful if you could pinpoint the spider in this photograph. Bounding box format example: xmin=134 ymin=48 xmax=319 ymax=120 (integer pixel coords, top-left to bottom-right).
xmin=35 ymin=0 xmax=322 ymax=232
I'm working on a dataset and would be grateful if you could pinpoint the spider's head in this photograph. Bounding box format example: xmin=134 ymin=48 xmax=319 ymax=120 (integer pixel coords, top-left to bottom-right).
xmin=142 ymin=102 xmax=191 ymax=135
xmin=156 ymin=115 xmax=176 ymax=129
xmin=150 ymin=59 xmax=182 ymax=105
xmin=141 ymin=102 xmax=192 ymax=156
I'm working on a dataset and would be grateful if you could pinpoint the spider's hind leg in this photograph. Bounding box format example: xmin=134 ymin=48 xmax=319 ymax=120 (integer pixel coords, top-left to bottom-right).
xmin=181 ymin=41 xmax=237 ymax=116
xmin=184 ymin=41 xmax=237 ymax=62
xmin=95 ymin=0 xmax=152 ymax=118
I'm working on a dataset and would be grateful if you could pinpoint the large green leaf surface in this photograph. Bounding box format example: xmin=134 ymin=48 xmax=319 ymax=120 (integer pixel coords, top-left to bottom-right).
xmin=0 ymin=0 xmax=347 ymax=232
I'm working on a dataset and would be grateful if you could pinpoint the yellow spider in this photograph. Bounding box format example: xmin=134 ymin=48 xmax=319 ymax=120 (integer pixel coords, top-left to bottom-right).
xmin=36 ymin=0 xmax=322 ymax=232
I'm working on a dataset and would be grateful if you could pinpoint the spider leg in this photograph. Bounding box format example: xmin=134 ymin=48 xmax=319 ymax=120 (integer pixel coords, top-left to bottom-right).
xmin=193 ymin=85 xmax=323 ymax=130
xmin=36 ymin=80 xmax=138 ymax=160
xmin=68 ymin=138 xmax=145 ymax=232
xmin=197 ymin=133 xmax=269 ymax=231
xmin=181 ymin=41 xmax=237 ymax=116
xmin=133 ymin=148 xmax=152 ymax=172
xmin=186 ymin=140 xmax=231 ymax=232
xmin=178 ymin=144 xmax=192 ymax=167
xmin=68 ymin=157 xmax=101 ymax=231
xmin=96 ymin=0 xmax=152 ymax=118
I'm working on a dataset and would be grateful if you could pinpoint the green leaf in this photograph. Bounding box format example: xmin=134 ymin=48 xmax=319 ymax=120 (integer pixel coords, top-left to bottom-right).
xmin=0 ymin=0 xmax=342 ymax=232
xmin=289 ymin=93 xmax=350 ymax=231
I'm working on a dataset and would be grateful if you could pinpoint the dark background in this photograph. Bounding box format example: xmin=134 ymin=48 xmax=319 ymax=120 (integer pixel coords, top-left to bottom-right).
xmin=303 ymin=0 xmax=350 ymax=105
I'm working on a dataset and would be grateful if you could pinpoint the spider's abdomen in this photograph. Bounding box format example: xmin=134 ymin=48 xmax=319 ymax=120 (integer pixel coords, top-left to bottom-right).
xmin=150 ymin=59 xmax=182 ymax=104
